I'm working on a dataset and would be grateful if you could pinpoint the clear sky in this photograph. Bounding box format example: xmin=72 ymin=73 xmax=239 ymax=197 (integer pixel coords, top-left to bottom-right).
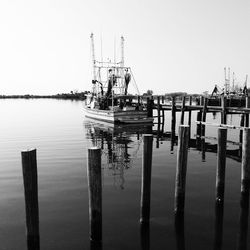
xmin=0 ymin=0 xmax=249 ymax=95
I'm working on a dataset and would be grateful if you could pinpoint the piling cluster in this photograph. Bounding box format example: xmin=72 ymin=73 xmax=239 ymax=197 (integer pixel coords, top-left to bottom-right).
xmin=20 ymin=109 xmax=250 ymax=249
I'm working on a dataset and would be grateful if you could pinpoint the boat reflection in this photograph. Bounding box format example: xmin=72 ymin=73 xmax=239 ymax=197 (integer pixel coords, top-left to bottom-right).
xmin=85 ymin=119 xmax=152 ymax=189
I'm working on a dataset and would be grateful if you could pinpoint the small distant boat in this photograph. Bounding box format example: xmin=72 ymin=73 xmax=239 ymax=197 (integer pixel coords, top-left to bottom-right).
xmin=83 ymin=34 xmax=153 ymax=124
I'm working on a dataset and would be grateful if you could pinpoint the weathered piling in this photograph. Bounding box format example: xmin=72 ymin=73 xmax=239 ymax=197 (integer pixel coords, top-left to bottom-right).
xmin=216 ymin=128 xmax=227 ymax=203
xmin=244 ymin=96 xmax=250 ymax=127
xmin=157 ymin=96 xmax=161 ymax=125
xmin=140 ymin=135 xmax=153 ymax=225
xmin=21 ymin=149 xmax=40 ymax=250
xmin=174 ymin=125 xmax=189 ymax=214
xmin=171 ymin=96 xmax=176 ymax=134
xmin=180 ymin=96 xmax=185 ymax=125
xmin=201 ymin=97 xmax=208 ymax=137
xmin=147 ymin=97 xmax=153 ymax=118
xmin=240 ymin=115 xmax=245 ymax=142
xmin=196 ymin=111 xmax=202 ymax=138
xmin=241 ymin=128 xmax=250 ymax=195
xmin=87 ymin=147 xmax=102 ymax=242
xmin=188 ymin=96 xmax=192 ymax=128
xmin=200 ymin=96 xmax=204 ymax=106
xmin=221 ymin=96 xmax=227 ymax=124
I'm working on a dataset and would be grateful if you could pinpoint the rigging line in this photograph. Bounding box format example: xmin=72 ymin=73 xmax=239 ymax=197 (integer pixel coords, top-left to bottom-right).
xmin=130 ymin=70 xmax=140 ymax=95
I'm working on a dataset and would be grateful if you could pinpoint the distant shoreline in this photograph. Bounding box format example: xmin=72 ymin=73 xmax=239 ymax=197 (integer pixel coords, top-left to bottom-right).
xmin=0 ymin=92 xmax=87 ymax=100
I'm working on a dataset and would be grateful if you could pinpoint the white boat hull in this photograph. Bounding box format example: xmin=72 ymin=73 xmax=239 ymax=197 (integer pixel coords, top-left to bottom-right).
xmin=83 ymin=106 xmax=153 ymax=124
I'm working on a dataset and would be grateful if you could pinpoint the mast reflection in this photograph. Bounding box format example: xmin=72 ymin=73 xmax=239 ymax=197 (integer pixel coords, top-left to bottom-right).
xmin=85 ymin=119 xmax=152 ymax=189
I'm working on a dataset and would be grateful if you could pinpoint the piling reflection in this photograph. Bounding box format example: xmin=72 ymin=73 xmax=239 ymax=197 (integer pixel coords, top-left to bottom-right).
xmin=140 ymin=224 xmax=150 ymax=250
xmin=201 ymin=138 xmax=206 ymax=162
xmin=236 ymin=191 xmax=250 ymax=250
xmin=85 ymin=119 xmax=152 ymax=189
xmin=27 ymin=235 xmax=40 ymax=250
xmin=213 ymin=203 xmax=224 ymax=250
xmin=175 ymin=213 xmax=185 ymax=250
xmin=90 ymin=240 xmax=103 ymax=250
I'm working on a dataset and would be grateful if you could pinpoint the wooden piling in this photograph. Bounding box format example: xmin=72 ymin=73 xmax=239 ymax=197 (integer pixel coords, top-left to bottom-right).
xmin=171 ymin=96 xmax=176 ymax=134
xmin=147 ymin=97 xmax=153 ymax=118
xmin=188 ymin=96 xmax=192 ymax=128
xmin=201 ymin=97 xmax=208 ymax=137
xmin=174 ymin=125 xmax=189 ymax=214
xmin=180 ymin=96 xmax=186 ymax=125
xmin=216 ymin=128 xmax=227 ymax=203
xmin=221 ymin=96 xmax=227 ymax=124
xmin=140 ymin=134 xmax=153 ymax=225
xmin=200 ymin=96 xmax=204 ymax=106
xmin=244 ymin=96 xmax=250 ymax=127
xmin=240 ymin=114 xmax=245 ymax=142
xmin=88 ymin=147 xmax=102 ymax=242
xmin=21 ymin=149 xmax=40 ymax=250
xmin=241 ymin=128 xmax=250 ymax=194
xmin=161 ymin=109 xmax=165 ymax=133
xmin=196 ymin=111 xmax=202 ymax=138
xmin=157 ymin=96 xmax=161 ymax=125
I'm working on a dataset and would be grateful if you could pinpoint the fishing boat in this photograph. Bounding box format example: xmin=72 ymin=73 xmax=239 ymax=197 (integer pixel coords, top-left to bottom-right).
xmin=83 ymin=34 xmax=154 ymax=124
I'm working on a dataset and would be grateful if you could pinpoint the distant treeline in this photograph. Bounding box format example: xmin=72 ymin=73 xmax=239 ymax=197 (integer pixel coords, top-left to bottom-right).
xmin=0 ymin=91 xmax=89 ymax=100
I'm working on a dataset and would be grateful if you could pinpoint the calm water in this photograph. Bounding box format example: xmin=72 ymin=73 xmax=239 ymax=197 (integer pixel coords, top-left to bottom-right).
xmin=0 ymin=99 xmax=249 ymax=250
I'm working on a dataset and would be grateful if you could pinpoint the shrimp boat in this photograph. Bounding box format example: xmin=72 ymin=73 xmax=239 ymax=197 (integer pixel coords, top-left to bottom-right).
xmin=83 ymin=34 xmax=154 ymax=124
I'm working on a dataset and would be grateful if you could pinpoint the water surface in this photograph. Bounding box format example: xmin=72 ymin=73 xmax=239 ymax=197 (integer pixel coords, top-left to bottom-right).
xmin=0 ymin=99 xmax=248 ymax=250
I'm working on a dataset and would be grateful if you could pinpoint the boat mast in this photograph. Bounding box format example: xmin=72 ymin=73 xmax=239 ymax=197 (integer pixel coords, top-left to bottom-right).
xmin=90 ymin=33 xmax=97 ymax=94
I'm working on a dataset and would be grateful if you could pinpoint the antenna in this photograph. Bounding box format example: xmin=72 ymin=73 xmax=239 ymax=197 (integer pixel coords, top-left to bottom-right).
xmin=114 ymin=36 xmax=116 ymax=66
xmin=224 ymin=67 xmax=227 ymax=93
xmin=245 ymin=74 xmax=248 ymax=88
xmin=232 ymin=72 xmax=235 ymax=91
xmin=100 ymin=34 xmax=103 ymax=67
xmin=121 ymin=36 xmax=124 ymax=68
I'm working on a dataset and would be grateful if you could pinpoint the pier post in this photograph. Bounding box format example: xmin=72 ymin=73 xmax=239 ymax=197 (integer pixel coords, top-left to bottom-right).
xmin=241 ymin=128 xmax=250 ymax=195
xmin=244 ymin=96 xmax=250 ymax=127
xmin=147 ymin=97 xmax=153 ymax=118
xmin=140 ymin=135 xmax=153 ymax=225
xmin=200 ymin=96 xmax=204 ymax=106
xmin=157 ymin=96 xmax=161 ymax=125
xmin=216 ymin=128 xmax=227 ymax=203
xmin=21 ymin=149 xmax=40 ymax=250
xmin=201 ymin=97 xmax=208 ymax=137
xmin=221 ymin=96 xmax=227 ymax=124
xmin=174 ymin=125 xmax=189 ymax=214
xmin=171 ymin=96 xmax=176 ymax=134
xmin=196 ymin=111 xmax=202 ymax=138
xmin=188 ymin=96 xmax=192 ymax=128
xmin=161 ymin=95 xmax=164 ymax=104
xmin=161 ymin=109 xmax=165 ymax=133
xmin=239 ymin=115 xmax=245 ymax=157
xmin=88 ymin=147 xmax=102 ymax=242
xmin=180 ymin=96 xmax=186 ymax=125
